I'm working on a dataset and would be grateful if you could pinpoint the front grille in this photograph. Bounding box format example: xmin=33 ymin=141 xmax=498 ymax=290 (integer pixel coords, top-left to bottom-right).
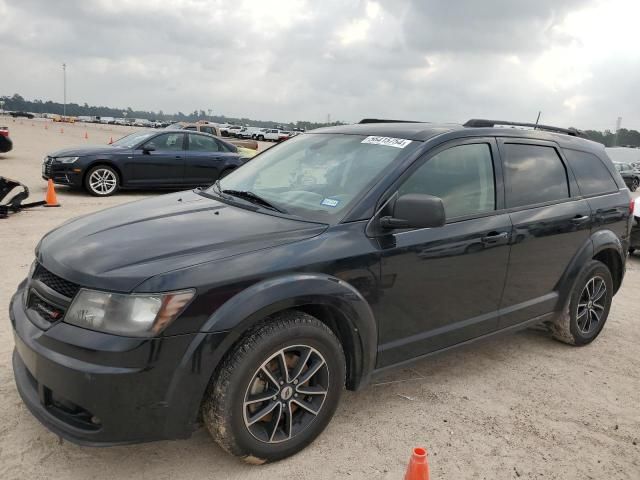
xmin=33 ymin=264 xmax=81 ymax=299
xmin=43 ymin=157 xmax=53 ymax=177
xmin=28 ymin=294 xmax=64 ymax=323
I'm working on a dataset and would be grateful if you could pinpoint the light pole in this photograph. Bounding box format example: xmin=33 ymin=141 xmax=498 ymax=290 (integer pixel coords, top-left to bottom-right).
xmin=62 ymin=63 xmax=67 ymax=117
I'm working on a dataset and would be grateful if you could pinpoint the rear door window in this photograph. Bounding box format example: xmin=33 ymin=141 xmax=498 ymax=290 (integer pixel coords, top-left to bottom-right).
xmin=188 ymin=133 xmax=220 ymax=152
xmin=563 ymin=149 xmax=618 ymax=196
xmin=144 ymin=133 xmax=184 ymax=151
xmin=503 ymin=143 xmax=569 ymax=208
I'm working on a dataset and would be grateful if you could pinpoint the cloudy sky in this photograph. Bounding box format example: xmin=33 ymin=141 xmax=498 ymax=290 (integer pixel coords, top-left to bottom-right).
xmin=1 ymin=0 xmax=639 ymax=129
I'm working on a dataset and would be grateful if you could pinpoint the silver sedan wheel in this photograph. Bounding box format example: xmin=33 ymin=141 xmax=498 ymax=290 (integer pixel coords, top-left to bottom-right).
xmin=89 ymin=168 xmax=117 ymax=195
xmin=243 ymin=345 xmax=329 ymax=444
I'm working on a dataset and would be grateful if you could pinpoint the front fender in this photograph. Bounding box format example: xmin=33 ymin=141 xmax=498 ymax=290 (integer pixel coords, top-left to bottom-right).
xmin=201 ymin=273 xmax=377 ymax=389
xmin=162 ymin=273 xmax=378 ymax=434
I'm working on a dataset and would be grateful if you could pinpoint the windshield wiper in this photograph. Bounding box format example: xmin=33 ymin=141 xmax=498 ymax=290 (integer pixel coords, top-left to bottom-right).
xmin=222 ymin=189 xmax=287 ymax=213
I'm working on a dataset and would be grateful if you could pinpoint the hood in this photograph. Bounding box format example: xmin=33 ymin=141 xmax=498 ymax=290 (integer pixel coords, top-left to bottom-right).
xmin=49 ymin=145 xmax=128 ymax=157
xmin=37 ymin=191 xmax=327 ymax=292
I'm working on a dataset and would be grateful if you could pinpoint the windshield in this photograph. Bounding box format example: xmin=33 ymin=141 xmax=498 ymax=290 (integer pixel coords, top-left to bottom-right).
xmin=111 ymin=131 xmax=156 ymax=148
xmin=214 ymin=133 xmax=420 ymax=222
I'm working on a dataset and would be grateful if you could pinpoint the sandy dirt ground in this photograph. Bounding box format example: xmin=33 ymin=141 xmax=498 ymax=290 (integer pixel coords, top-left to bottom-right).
xmin=0 ymin=117 xmax=638 ymax=479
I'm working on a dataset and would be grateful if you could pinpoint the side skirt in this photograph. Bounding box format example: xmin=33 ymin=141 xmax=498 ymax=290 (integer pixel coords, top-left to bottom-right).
xmin=369 ymin=311 xmax=554 ymax=380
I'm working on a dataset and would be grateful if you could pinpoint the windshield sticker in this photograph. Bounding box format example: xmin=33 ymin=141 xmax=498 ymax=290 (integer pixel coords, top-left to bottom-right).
xmin=361 ymin=136 xmax=412 ymax=148
xmin=321 ymin=198 xmax=340 ymax=207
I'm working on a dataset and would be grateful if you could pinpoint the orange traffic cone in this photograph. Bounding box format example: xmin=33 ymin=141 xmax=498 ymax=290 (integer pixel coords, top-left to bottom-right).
xmin=404 ymin=447 xmax=429 ymax=480
xmin=108 ymin=136 xmax=113 ymax=144
xmin=44 ymin=179 xmax=60 ymax=207
xmin=60 ymin=127 xmax=64 ymax=134
xmin=84 ymin=131 xmax=89 ymax=139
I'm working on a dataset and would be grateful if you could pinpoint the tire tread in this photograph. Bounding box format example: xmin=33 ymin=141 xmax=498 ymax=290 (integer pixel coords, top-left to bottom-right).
xmin=202 ymin=310 xmax=343 ymax=463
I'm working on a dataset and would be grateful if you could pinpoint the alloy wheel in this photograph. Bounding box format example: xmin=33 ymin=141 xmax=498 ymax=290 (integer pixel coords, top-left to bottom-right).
xmin=89 ymin=168 xmax=117 ymax=195
xmin=576 ymin=275 xmax=607 ymax=335
xmin=243 ymin=345 xmax=329 ymax=444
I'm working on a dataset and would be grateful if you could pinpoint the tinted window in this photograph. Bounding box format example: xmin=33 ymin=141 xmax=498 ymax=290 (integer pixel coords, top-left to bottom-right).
xmin=563 ymin=149 xmax=618 ymax=196
xmin=184 ymin=126 xmax=197 ymax=131
xmin=399 ymin=143 xmax=495 ymax=219
xmin=504 ymin=144 xmax=568 ymax=208
xmin=201 ymin=126 xmax=215 ymax=135
xmin=144 ymin=133 xmax=184 ymax=151
xmin=188 ymin=134 xmax=220 ymax=152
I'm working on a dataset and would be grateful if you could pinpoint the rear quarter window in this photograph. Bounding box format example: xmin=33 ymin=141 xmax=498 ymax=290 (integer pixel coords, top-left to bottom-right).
xmin=503 ymin=143 xmax=569 ymax=208
xmin=563 ymin=149 xmax=619 ymax=196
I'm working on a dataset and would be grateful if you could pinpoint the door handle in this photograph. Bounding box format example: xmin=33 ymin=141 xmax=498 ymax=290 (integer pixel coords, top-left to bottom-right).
xmin=481 ymin=231 xmax=508 ymax=244
xmin=571 ymin=214 xmax=590 ymax=224
xmin=175 ymin=155 xmax=182 ymax=159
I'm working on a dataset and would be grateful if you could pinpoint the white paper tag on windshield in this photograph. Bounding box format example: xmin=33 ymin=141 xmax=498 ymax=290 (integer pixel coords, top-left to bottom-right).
xmin=361 ymin=136 xmax=412 ymax=148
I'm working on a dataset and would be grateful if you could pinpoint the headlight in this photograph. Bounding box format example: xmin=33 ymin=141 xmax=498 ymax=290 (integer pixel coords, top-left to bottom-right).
xmin=65 ymin=289 xmax=194 ymax=337
xmin=56 ymin=156 xmax=79 ymax=164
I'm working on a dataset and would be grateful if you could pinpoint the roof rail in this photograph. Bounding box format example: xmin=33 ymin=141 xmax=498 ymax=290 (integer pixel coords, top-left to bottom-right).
xmin=463 ymin=119 xmax=583 ymax=137
xmin=358 ymin=118 xmax=424 ymax=124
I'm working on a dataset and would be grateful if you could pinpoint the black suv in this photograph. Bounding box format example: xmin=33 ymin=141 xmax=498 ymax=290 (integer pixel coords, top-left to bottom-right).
xmin=10 ymin=119 xmax=633 ymax=462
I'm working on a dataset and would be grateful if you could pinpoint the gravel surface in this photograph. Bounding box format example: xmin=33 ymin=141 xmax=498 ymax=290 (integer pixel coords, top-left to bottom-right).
xmin=0 ymin=118 xmax=638 ymax=479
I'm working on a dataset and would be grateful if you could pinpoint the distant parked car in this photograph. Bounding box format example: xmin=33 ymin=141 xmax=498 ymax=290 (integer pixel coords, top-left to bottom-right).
xmin=9 ymin=111 xmax=34 ymax=119
xmin=0 ymin=126 xmax=12 ymax=153
xmin=256 ymin=128 xmax=290 ymax=142
xmin=227 ymin=125 xmax=243 ymax=137
xmin=613 ymin=162 xmax=639 ymax=191
xmin=133 ymin=119 xmax=151 ymax=127
xmin=41 ymin=130 xmax=247 ymax=196
xmin=606 ymin=147 xmax=640 ymax=169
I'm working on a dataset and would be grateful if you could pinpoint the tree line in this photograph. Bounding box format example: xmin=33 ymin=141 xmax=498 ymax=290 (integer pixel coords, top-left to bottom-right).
xmin=2 ymin=94 xmax=639 ymax=146
xmin=0 ymin=94 xmax=344 ymax=131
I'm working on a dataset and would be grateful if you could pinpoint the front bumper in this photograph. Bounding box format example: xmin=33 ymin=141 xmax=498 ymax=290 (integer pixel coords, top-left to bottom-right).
xmin=10 ymin=283 xmax=225 ymax=445
xmin=41 ymin=159 xmax=83 ymax=186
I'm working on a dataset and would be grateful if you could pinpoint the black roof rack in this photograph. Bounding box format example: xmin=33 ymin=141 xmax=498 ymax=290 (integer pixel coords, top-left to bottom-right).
xmin=463 ymin=119 xmax=582 ymax=137
xmin=358 ymin=118 xmax=425 ymax=124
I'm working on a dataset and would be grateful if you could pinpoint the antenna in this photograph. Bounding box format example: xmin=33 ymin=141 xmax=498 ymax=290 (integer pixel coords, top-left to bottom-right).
xmin=534 ymin=111 xmax=541 ymax=129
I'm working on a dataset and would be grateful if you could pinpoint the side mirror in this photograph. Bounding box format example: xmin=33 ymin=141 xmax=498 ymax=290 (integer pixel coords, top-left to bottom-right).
xmin=142 ymin=144 xmax=155 ymax=153
xmin=380 ymin=194 xmax=445 ymax=229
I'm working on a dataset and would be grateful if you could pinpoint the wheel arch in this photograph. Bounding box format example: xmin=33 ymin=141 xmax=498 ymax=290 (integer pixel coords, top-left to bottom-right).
xmin=556 ymin=230 xmax=625 ymax=310
xmin=200 ymin=273 xmax=377 ymax=391
xmin=163 ymin=274 xmax=378 ymax=433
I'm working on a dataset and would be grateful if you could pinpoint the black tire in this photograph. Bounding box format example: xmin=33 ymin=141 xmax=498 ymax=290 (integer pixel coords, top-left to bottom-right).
xmin=84 ymin=165 xmax=119 ymax=196
xmin=551 ymin=260 xmax=613 ymax=346
xmin=202 ymin=311 xmax=345 ymax=464
xmin=631 ymin=178 xmax=639 ymax=192
xmin=257 ymin=135 xmax=265 ymax=141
